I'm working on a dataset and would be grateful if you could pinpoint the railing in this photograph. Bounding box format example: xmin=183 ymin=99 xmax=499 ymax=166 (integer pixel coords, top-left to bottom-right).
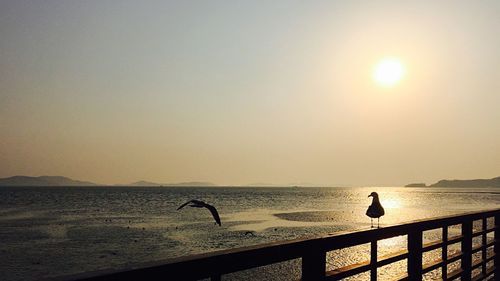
xmin=45 ymin=208 xmax=500 ymax=281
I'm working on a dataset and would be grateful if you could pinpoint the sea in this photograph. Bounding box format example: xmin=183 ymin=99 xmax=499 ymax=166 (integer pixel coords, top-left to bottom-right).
xmin=1 ymin=186 xmax=498 ymax=281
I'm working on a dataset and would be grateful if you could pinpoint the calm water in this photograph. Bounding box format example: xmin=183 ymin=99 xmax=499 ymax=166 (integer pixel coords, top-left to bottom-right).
xmin=1 ymin=186 xmax=499 ymax=280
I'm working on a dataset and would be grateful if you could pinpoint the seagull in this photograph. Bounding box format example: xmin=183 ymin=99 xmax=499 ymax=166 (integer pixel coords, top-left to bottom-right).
xmin=366 ymin=192 xmax=385 ymax=228
xmin=177 ymin=199 xmax=221 ymax=226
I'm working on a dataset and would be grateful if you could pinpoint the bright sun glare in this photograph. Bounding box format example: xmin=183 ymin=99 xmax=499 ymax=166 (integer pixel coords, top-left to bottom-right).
xmin=380 ymin=198 xmax=401 ymax=209
xmin=373 ymin=58 xmax=405 ymax=87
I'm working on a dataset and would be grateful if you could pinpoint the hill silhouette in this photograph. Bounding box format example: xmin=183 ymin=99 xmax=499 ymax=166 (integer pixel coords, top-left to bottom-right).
xmin=129 ymin=180 xmax=215 ymax=187
xmin=0 ymin=176 xmax=97 ymax=186
xmin=430 ymin=176 xmax=500 ymax=187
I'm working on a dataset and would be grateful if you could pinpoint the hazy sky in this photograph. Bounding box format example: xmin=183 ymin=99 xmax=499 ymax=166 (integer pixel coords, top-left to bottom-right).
xmin=1 ymin=1 xmax=499 ymax=186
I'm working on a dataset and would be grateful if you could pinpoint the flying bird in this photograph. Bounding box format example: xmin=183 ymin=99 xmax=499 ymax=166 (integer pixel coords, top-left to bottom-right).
xmin=177 ymin=200 xmax=221 ymax=226
xmin=366 ymin=192 xmax=385 ymax=228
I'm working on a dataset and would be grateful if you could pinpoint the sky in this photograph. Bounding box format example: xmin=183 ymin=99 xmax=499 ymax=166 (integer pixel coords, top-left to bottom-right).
xmin=1 ymin=1 xmax=499 ymax=186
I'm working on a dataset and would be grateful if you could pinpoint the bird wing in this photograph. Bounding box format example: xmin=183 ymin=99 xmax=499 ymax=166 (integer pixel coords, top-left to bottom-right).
xmin=366 ymin=205 xmax=375 ymax=217
xmin=204 ymin=204 xmax=221 ymax=226
xmin=378 ymin=203 xmax=385 ymax=216
xmin=177 ymin=200 xmax=195 ymax=210
xmin=366 ymin=203 xmax=385 ymax=218
xmin=190 ymin=200 xmax=205 ymax=206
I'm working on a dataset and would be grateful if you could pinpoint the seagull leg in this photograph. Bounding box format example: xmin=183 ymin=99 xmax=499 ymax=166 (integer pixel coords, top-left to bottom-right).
xmin=371 ymin=218 xmax=373 ymax=228
xmin=377 ymin=218 xmax=380 ymax=228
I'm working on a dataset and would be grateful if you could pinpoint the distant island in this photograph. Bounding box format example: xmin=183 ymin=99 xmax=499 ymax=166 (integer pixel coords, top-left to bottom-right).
xmin=0 ymin=175 xmax=216 ymax=187
xmin=129 ymin=180 xmax=215 ymax=187
xmin=430 ymin=176 xmax=500 ymax=188
xmin=404 ymin=183 xmax=427 ymax=187
xmin=0 ymin=176 xmax=97 ymax=186
xmin=130 ymin=180 xmax=162 ymax=186
xmin=406 ymin=176 xmax=500 ymax=188
xmin=3 ymin=175 xmax=499 ymax=188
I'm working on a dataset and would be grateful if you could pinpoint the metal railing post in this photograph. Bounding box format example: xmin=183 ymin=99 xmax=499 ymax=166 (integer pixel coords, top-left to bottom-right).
xmin=408 ymin=230 xmax=423 ymax=281
xmin=461 ymin=220 xmax=473 ymax=281
xmin=442 ymin=226 xmax=448 ymax=280
xmin=495 ymin=214 xmax=500 ymax=278
xmin=302 ymin=249 xmax=326 ymax=281
xmin=370 ymin=240 xmax=377 ymax=281
xmin=481 ymin=217 xmax=487 ymax=277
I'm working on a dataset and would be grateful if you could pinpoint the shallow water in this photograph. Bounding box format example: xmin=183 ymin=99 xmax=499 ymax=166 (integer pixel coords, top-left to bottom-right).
xmin=0 ymin=186 xmax=498 ymax=280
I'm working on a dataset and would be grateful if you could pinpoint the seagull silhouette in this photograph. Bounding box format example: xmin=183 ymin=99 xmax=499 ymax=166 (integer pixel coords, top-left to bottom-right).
xmin=177 ymin=199 xmax=221 ymax=226
xmin=366 ymin=192 xmax=385 ymax=228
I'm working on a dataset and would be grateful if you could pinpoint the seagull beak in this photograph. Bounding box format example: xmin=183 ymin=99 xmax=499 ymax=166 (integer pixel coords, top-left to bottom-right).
xmin=368 ymin=194 xmax=372 ymax=197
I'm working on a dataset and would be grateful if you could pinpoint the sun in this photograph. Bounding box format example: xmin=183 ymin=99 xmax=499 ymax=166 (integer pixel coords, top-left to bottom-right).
xmin=373 ymin=58 xmax=405 ymax=87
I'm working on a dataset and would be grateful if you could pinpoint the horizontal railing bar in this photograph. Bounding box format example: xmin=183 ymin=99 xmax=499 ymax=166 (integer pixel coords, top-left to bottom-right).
xmin=447 ymin=234 xmax=464 ymax=245
xmin=390 ymin=273 xmax=409 ymax=281
xmin=404 ymin=235 xmax=464 ymax=255
xmin=40 ymin=208 xmax=500 ymax=281
xmin=378 ymin=249 xmax=409 ymax=267
xmin=422 ymin=239 xmax=443 ymax=252
xmin=422 ymin=235 xmax=459 ymax=247
xmin=446 ymin=267 xmax=463 ymax=281
xmin=472 ymin=259 xmax=485 ymax=271
xmin=470 ymin=265 xmax=495 ymax=281
xmin=487 ymin=253 xmax=496 ymax=261
xmin=471 ymin=253 xmax=496 ymax=271
xmin=486 ymin=239 xmax=495 ymax=247
xmin=322 ymin=243 xmax=468 ymax=280
xmin=472 ymin=226 xmax=497 ymax=238
xmin=447 ymin=251 xmax=464 ymax=264
xmin=472 ymin=240 xmax=496 ymax=255
xmin=325 ymin=260 xmax=370 ymax=280
xmin=485 ymin=265 xmax=495 ymax=277
xmin=422 ymin=258 xmax=443 ymax=274
xmin=421 ymin=235 xmax=465 ymax=254
xmin=472 ymin=245 xmax=482 ymax=255
xmin=326 ymin=248 xmax=410 ymax=279
xmin=421 ymin=251 xmax=464 ymax=275
xmin=324 ymin=249 xmax=469 ymax=279
xmin=471 ymin=274 xmax=483 ymax=281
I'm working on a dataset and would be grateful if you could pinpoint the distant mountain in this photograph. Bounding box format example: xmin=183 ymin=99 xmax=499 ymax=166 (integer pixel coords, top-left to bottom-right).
xmin=429 ymin=176 xmax=500 ymax=188
xmin=130 ymin=180 xmax=162 ymax=186
xmin=0 ymin=176 xmax=98 ymax=186
xmin=129 ymin=180 xmax=215 ymax=187
xmin=247 ymin=182 xmax=281 ymax=187
xmin=167 ymin=181 xmax=215 ymax=187
xmin=405 ymin=183 xmax=427 ymax=187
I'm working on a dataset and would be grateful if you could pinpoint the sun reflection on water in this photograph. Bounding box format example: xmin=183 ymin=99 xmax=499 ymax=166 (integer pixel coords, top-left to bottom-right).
xmin=378 ymin=235 xmax=406 ymax=249
xmin=380 ymin=198 xmax=402 ymax=209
